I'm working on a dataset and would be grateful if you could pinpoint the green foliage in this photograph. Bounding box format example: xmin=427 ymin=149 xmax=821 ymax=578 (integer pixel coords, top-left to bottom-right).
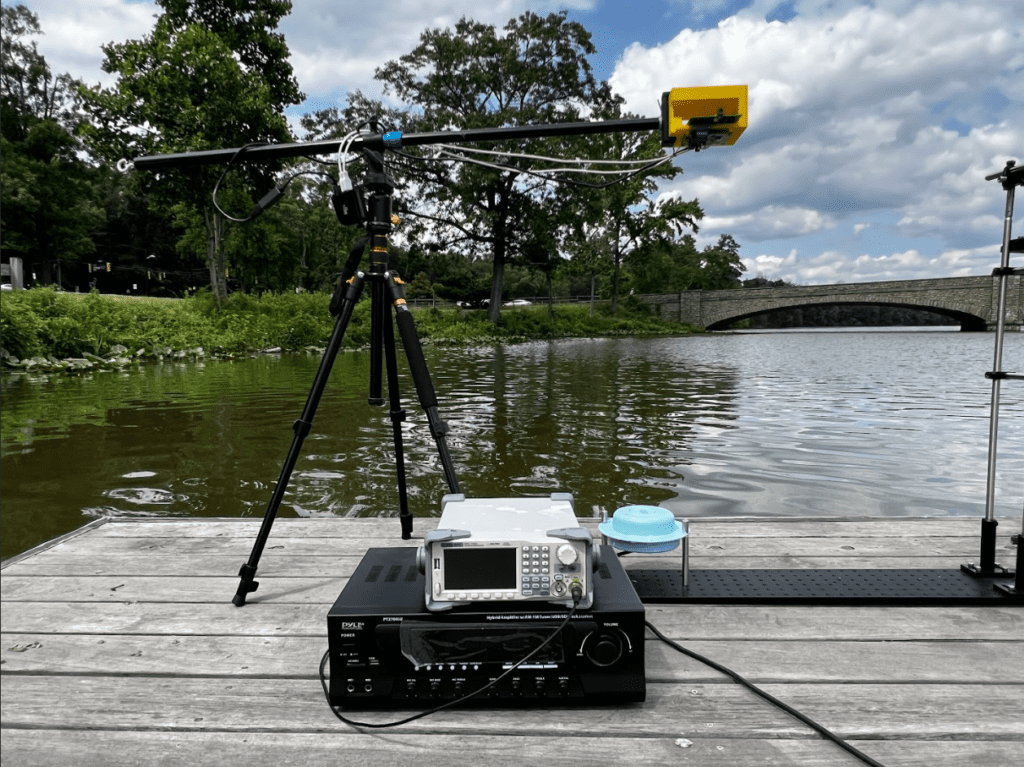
xmin=342 ymin=11 xmax=620 ymax=322
xmin=78 ymin=1 xmax=303 ymax=303
xmin=1 ymin=5 xmax=102 ymax=285
xmin=0 ymin=290 xmax=45 ymax=358
xmin=1 ymin=290 xmax=695 ymax=366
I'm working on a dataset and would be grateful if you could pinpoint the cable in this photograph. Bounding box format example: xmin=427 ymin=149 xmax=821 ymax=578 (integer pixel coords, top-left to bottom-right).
xmin=212 ymin=157 xmax=336 ymax=224
xmin=320 ymin=593 xmax=581 ymax=729
xmin=433 ymin=142 xmax=685 ymax=167
xmin=392 ymin=144 xmax=686 ymax=190
xmin=644 ymin=620 xmax=888 ymax=767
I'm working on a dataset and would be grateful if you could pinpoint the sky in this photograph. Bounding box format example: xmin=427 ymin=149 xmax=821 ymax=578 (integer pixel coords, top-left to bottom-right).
xmin=18 ymin=0 xmax=1024 ymax=285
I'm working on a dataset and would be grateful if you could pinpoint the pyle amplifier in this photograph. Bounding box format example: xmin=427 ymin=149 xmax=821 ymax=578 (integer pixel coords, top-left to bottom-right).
xmin=416 ymin=494 xmax=597 ymax=611
xmin=327 ymin=545 xmax=645 ymax=708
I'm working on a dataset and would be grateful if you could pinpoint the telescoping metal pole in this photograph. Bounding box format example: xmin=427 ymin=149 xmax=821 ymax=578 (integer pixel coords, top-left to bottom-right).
xmin=964 ymin=160 xmax=1022 ymax=579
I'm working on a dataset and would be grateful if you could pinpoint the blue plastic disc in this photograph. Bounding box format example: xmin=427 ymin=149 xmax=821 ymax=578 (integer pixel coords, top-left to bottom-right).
xmin=598 ymin=505 xmax=684 ymax=552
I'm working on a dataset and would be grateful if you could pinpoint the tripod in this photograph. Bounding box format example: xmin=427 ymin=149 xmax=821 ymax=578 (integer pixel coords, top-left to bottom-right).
xmin=231 ymin=147 xmax=460 ymax=606
xmin=128 ymin=92 xmax=733 ymax=607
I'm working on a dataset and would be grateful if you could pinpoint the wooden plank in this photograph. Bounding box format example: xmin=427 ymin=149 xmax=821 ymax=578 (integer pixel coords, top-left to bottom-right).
xmin=0 ymin=554 xmax=992 ymax=577
xmin=3 ymin=730 xmax=1020 ymax=767
xmin=2 ymin=634 xmax=1019 ymax=684
xmin=85 ymin=516 xmax=1020 ymax=538
xmin=0 ymin=575 xmax=348 ymax=604
xmin=3 ymin=601 xmax=1021 ymax=640
xmin=18 ymin=533 xmax=1005 ymax=558
xmin=0 ymin=518 xmax=108 ymax=569
xmin=2 ymin=677 xmax=1022 ymax=739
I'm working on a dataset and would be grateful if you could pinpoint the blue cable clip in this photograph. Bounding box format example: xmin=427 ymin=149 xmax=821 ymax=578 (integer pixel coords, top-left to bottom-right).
xmin=383 ymin=131 xmax=403 ymax=149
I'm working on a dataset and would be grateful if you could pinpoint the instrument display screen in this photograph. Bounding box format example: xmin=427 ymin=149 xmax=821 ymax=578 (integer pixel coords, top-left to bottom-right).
xmin=444 ymin=547 xmax=517 ymax=590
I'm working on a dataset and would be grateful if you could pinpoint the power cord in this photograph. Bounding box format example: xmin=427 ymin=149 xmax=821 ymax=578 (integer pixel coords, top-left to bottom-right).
xmin=320 ymin=591 xmax=885 ymax=766
xmin=644 ymin=620 xmax=888 ymax=767
xmin=320 ymin=589 xmax=582 ymax=729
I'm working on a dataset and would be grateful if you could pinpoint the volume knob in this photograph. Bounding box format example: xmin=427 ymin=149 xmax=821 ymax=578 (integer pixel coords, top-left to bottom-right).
xmin=585 ymin=632 xmax=623 ymax=668
xmin=556 ymin=544 xmax=578 ymax=565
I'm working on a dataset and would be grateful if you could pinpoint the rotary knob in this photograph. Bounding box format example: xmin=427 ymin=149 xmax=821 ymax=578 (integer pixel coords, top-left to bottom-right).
xmin=556 ymin=544 xmax=579 ymax=566
xmin=584 ymin=631 xmax=624 ymax=668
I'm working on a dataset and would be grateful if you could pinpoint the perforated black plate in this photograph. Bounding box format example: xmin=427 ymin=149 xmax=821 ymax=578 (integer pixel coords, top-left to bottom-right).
xmin=627 ymin=568 xmax=1020 ymax=605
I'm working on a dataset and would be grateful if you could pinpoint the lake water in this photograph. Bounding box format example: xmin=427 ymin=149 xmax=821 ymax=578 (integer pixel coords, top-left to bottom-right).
xmin=2 ymin=328 xmax=1021 ymax=559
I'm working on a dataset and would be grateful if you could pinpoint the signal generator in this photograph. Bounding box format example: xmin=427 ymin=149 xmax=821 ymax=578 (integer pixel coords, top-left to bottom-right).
xmin=416 ymin=494 xmax=597 ymax=611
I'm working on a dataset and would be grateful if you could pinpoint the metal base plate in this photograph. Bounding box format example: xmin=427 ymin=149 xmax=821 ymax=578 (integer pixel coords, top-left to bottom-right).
xmin=627 ymin=568 xmax=1022 ymax=605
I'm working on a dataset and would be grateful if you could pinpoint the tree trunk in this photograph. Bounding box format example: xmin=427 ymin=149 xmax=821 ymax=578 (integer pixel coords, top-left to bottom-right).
xmin=488 ymin=197 xmax=509 ymax=324
xmin=610 ymin=242 xmax=622 ymax=315
xmin=488 ymin=252 xmax=505 ymax=324
xmin=610 ymin=220 xmax=623 ymax=315
xmin=204 ymin=208 xmax=227 ymax=309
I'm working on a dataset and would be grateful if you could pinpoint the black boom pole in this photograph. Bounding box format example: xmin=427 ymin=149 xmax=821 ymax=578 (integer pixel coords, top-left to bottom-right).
xmin=131 ymin=118 xmax=662 ymax=171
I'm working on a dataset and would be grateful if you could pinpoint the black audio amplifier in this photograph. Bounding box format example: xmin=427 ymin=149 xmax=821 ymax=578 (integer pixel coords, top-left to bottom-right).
xmin=327 ymin=545 xmax=645 ymax=708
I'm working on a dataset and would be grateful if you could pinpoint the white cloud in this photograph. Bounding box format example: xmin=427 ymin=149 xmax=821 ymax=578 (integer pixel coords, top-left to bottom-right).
xmin=700 ymin=205 xmax=837 ymax=240
xmin=24 ymin=1 xmax=598 ymax=98
xmin=611 ymin=0 xmax=1024 ymax=282
xmin=22 ymin=0 xmax=158 ymax=88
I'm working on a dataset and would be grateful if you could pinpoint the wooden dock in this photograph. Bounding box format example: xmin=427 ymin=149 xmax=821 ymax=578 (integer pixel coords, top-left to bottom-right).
xmin=2 ymin=515 xmax=1022 ymax=766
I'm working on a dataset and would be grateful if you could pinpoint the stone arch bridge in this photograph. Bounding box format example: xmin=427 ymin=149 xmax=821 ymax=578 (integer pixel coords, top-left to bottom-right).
xmin=639 ymin=275 xmax=1022 ymax=331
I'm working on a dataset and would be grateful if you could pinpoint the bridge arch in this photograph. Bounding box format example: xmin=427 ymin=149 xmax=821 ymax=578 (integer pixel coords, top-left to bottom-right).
xmin=705 ymin=300 xmax=987 ymax=331
xmin=639 ymin=275 xmax=1021 ymax=332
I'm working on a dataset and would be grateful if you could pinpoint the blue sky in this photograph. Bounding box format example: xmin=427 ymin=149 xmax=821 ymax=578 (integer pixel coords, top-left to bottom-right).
xmin=21 ymin=0 xmax=1024 ymax=285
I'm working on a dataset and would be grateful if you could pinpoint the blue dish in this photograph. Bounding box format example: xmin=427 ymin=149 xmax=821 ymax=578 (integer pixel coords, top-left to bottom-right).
xmin=598 ymin=505 xmax=685 ymax=553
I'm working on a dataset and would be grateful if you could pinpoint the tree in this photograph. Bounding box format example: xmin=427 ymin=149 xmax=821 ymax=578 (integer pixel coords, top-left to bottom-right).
xmin=695 ymin=234 xmax=745 ymax=290
xmin=357 ymin=12 xmax=621 ymax=322
xmin=566 ymin=110 xmax=703 ymax=312
xmin=1 ymin=4 xmax=101 ymax=286
xmin=79 ymin=0 xmax=303 ymax=305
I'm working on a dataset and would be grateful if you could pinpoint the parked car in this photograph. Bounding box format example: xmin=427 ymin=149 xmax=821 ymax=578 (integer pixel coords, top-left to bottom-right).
xmin=503 ymin=299 xmax=531 ymax=306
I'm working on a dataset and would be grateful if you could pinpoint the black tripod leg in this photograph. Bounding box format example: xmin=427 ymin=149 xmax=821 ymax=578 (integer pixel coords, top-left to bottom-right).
xmin=385 ymin=272 xmax=461 ymax=495
xmin=381 ymin=305 xmax=414 ymax=539
xmin=367 ymin=279 xmax=386 ymax=406
xmin=232 ymin=272 xmax=366 ymax=606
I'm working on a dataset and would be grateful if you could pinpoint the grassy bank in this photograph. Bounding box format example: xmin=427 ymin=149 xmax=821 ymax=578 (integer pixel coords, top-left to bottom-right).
xmin=1 ymin=289 xmax=697 ymax=370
